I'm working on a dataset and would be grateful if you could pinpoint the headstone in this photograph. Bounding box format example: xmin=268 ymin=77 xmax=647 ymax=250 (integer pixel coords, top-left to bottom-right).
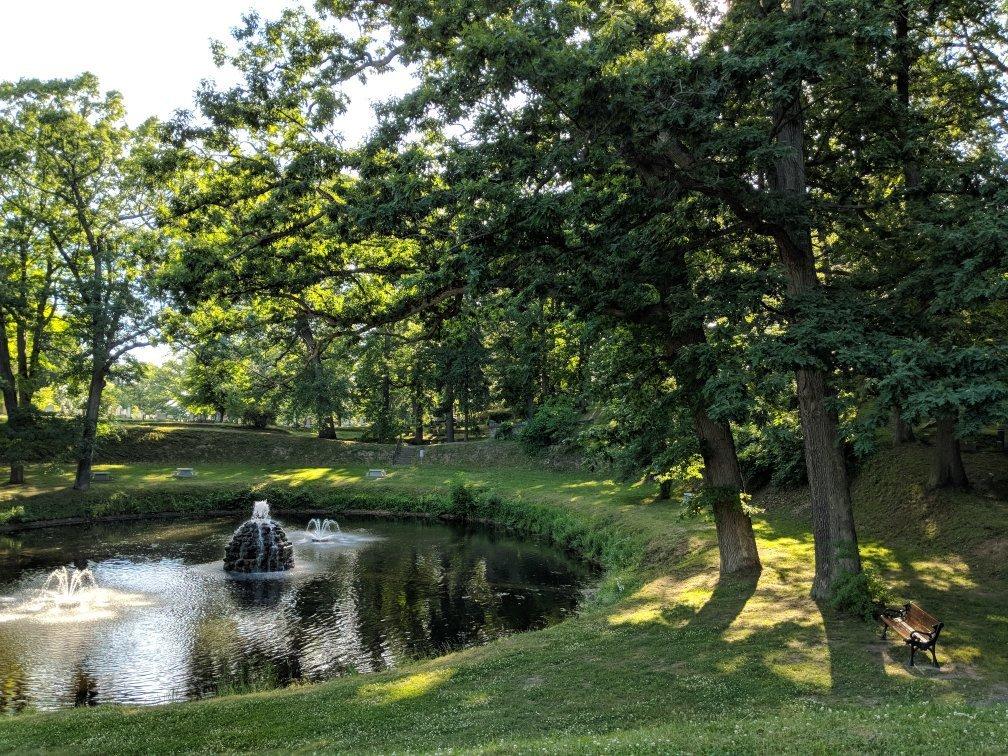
xmin=173 ymin=468 xmax=197 ymax=478
xmin=91 ymin=471 xmax=113 ymax=483
xmin=366 ymin=469 xmax=387 ymax=479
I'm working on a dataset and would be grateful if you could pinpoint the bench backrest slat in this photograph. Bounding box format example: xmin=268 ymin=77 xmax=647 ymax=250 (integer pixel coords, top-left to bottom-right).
xmin=907 ymin=603 xmax=939 ymax=629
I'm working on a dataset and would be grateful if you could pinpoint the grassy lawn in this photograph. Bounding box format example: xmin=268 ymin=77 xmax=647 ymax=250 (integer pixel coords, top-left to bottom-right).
xmin=0 ymin=442 xmax=1005 ymax=753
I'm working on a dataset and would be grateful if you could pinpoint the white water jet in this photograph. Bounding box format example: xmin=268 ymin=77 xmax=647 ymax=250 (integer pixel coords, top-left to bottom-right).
xmin=306 ymin=518 xmax=341 ymax=542
xmin=41 ymin=567 xmax=97 ymax=608
xmin=251 ymin=500 xmax=271 ymax=520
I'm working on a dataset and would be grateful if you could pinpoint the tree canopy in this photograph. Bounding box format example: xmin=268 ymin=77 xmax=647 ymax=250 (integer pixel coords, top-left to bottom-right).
xmin=1 ymin=0 xmax=1006 ymax=601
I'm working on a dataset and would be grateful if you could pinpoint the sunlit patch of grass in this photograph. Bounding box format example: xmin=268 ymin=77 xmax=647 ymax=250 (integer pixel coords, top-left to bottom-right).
xmin=607 ymin=603 xmax=665 ymax=626
xmin=356 ymin=668 xmax=455 ymax=704
xmin=905 ymin=556 xmax=977 ymax=591
xmin=0 ymin=442 xmax=1006 ymax=752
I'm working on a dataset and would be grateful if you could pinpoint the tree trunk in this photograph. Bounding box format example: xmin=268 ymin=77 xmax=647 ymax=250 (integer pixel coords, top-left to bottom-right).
xmin=444 ymin=384 xmax=455 ymax=443
xmin=929 ymin=413 xmax=969 ymax=490
xmin=692 ymin=409 xmax=761 ymax=575
xmin=658 ymin=479 xmax=672 ymax=500
xmin=317 ymin=413 xmax=337 ymax=440
xmin=890 ymin=407 xmax=915 ymax=444
xmin=381 ymin=370 xmax=392 ymax=441
xmin=295 ymin=314 xmax=337 ymax=440
xmin=463 ymin=393 xmax=470 ymax=441
xmin=73 ymin=369 xmax=107 ymax=491
xmin=769 ymin=14 xmax=861 ymax=598
xmin=795 ymin=368 xmax=861 ymax=598
xmin=0 ymin=313 xmax=25 ymax=485
xmin=413 ymin=397 xmax=424 ymax=444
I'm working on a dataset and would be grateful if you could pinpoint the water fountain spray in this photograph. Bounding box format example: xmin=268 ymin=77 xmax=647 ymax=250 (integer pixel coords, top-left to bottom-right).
xmin=306 ymin=518 xmax=341 ymax=542
xmin=223 ymin=500 xmax=295 ymax=573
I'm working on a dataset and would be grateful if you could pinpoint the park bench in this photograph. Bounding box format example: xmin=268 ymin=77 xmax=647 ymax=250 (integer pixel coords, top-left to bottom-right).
xmin=880 ymin=602 xmax=944 ymax=667
xmin=90 ymin=471 xmax=113 ymax=482
xmin=365 ymin=468 xmax=387 ymax=479
xmin=172 ymin=467 xmax=197 ymax=479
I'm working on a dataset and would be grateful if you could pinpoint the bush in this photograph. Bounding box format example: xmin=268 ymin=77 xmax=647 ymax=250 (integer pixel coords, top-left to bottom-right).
xmin=828 ymin=568 xmax=890 ymax=622
xmin=0 ymin=411 xmax=78 ymax=465
xmin=493 ymin=420 xmax=515 ymax=439
xmin=241 ymin=408 xmax=276 ymax=429
xmin=449 ymin=474 xmax=479 ymax=520
xmin=736 ymin=418 xmax=807 ymax=488
xmin=519 ymin=398 xmax=580 ymax=452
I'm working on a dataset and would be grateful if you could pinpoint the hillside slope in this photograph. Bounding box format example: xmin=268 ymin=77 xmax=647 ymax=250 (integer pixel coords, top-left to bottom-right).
xmin=0 ymin=441 xmax=1004 ymax=753
xmin=93 ymin=423 xmax=584 ymax=471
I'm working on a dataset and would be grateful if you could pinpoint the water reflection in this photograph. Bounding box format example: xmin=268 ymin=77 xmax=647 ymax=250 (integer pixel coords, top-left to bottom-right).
xmin=0 ymin=517 xmax=590 ymax=710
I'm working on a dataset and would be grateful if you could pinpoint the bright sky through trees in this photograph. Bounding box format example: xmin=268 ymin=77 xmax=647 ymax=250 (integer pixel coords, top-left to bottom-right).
xmin=0 ymin=0 xmax=412 ymax=363
xmin=0 ymin=1 xmax=409 ymax=130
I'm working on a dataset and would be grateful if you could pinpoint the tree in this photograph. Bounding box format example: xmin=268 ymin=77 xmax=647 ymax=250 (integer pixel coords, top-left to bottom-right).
xmin=112 ymin=359 xmax=187 ymax=420
xmin=0 ymin=157 xmax=63 ymax=483
xmin=151 ymin=0 xmax=1008 ymax=593
xmin=0 ymin=76 xmax=162 ymax=490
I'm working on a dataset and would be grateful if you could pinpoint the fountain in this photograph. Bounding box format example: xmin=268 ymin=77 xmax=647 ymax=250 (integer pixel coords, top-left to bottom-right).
xmin=306 ymin=518 xmax=341 ymax=542
xmin=41 ymin=566 xmax=97 ymax=608
xmin=223 ymin=500 xmax=295 ymax=573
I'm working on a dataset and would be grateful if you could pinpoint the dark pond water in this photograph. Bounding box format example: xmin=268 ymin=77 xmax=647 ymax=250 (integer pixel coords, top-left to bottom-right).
xmin=0 ymin=516 xmax=591 ymax=711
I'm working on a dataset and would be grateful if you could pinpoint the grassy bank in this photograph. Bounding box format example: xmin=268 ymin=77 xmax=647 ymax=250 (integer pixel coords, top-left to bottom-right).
xmin=0 ymin=442 xmax=1006 ymax=753
xmin=90 ymin=423 xmax=581 ymax=470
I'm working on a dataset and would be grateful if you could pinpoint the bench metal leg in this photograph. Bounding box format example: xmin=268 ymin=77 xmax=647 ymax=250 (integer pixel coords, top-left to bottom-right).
xmin=909 ymin=645 xmax=916 ymax=667
xmin=930 ymin=646 xmax=939 ymax=668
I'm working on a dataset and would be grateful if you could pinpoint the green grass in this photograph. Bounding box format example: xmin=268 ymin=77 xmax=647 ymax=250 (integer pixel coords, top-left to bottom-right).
xmin=0 ymin=441 xmax=1006 ymax=753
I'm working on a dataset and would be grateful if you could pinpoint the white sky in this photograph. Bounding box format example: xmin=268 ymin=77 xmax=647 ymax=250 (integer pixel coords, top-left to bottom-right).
xmin=0 ymin=1 xmax=413 ymax=364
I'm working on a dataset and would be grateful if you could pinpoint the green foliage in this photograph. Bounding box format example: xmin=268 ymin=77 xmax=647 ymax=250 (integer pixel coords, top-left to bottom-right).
xmin=0 ymin=504 xmax=24 ymax=524
xmin=0 ymin=411 xmax=78 ymax=465
xmin=493 ymin=419 xmax=515 ymax=439
xmin=682 ymin=487 xmax=762 ymax=520
xmin=736 ymin=418 xmax=807 ymax=489
xmin=110 ymin=361 xmax=187 ymax=420
xmin=448 ymin=474 xmax=478 ymax=519
xmin=240 ymin=407 xmax=276 ymax=429
xmin=827 ymin=569 xmax=890 ymax=623
xmin=519 ymin=398 xmax=580 ymax=453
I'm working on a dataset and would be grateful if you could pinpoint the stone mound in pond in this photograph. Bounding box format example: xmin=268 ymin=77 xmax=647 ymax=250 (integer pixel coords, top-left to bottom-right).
xmin=224 ymin=520 xmax=295 ymax=573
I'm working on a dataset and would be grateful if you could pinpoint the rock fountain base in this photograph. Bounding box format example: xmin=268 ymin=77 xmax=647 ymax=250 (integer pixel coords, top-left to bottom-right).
xmin=224 ymin=518 xmax=295 ymax=573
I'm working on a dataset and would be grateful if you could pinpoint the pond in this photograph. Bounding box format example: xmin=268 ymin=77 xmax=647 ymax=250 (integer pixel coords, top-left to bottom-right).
xmin=0 ymin=516 xmax=592 ymax=712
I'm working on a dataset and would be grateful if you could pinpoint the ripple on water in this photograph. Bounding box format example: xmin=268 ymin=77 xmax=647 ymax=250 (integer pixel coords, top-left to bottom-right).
xmin=0 ymin=516 xmax=593 ymax=711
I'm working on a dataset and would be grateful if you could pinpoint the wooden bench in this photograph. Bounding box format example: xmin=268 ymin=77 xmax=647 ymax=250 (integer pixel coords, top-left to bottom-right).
xmin=880 ymin=602 xmax=944 ymax=667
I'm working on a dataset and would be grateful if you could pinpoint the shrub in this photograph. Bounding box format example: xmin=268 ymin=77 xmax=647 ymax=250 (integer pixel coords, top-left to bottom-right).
xmin=519 ymin=398 xmax=580 ymax=452
xmin=0 ymin=411 xmax=78 ymax=465
xmin=241 ymin=408 xmax=276 ymax=429
xmin=449 ymin=474 xmax=479 ymax=520
xmin=828 ymin=568 xmax=890 ymax=622
xmin=493 ymin=420 xmax=515 ymax=439
xmin=736 ymin=418 xmax=807 ymax=488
